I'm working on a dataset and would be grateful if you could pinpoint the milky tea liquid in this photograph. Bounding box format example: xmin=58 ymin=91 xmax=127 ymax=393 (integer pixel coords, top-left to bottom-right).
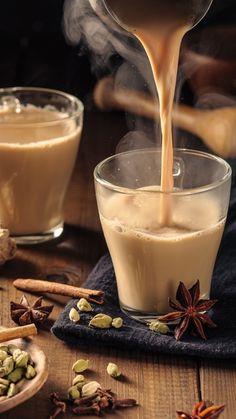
xmin=0 ymin=106 xmax=81 ymax=235
xmin=99 ymin=0 xmax=224 ymax=314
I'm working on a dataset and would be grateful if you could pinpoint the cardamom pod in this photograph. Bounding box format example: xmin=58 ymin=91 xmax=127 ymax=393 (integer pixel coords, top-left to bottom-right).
xmin=7 ymin=345 xmax=19 ymax=355
xmin=7 ymin=383 xmax=18 ymax=398
xmin=72 ymin=359 xmax=89 ymax=373
xmin=106 ymin=362 xmax=121 ymax=378
xmin=149 ymin=320 xmax=169 ymax=334
xmin=0 ymin=378 xmax=10 ymax=386
xmin=77 ymin=298 xmax=93 ymax=312
xmin=68 ymin=385 xmax=81 ymax=400
xmin=12 ymin=349 xmax=22 ymax=362
xmin=7 ymin=367 xmax=24 ymax=383
xmin=14 ymin=351 xmax=29 ymax=368
xmin=89 ymin=313 xmax=112 ymax=329
xmin=72 ymin=374 xmax=85 ymax=387
xmin=69 ymin=307 xmax=80 ymax=323
xmin=0 ymin=346 xmax=8 ymax=353
xmin=3 ymin=357 xmax=14 ymax=375
xmin=81 ymin=381 xmax=101 ymax=397
xmin=0 ymin=350 xmax=8 ymax=362
xmin=112 ymin=317 xmax=123 ymax=329
xmin=25 ymin=365 xmax=37 ymax=380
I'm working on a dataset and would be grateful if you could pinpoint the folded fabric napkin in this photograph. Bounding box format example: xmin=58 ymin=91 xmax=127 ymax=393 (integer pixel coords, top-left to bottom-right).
xmin=52 ymin=164 xmax=236 ymax=359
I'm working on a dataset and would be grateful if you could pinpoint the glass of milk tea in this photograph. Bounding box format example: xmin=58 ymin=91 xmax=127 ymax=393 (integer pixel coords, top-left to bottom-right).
xmin=0 ymin=87 xmax=83 ymax=244
xmin=94 ymin=148 xmax=231 ymax=321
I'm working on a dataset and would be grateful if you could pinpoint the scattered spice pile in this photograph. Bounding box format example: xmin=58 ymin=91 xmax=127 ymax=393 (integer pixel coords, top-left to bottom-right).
xmin=49 ymin=358 xmax=137 ymax=418
xmin=69 ymin=297 xmax=124 ymax=330
xmin=50 ymin=388 xmax=137 ymax=418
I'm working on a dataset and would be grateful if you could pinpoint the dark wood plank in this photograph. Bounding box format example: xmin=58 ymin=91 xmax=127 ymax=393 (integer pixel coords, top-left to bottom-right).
xmin=200 ymin=359 xmax=236 ymax=419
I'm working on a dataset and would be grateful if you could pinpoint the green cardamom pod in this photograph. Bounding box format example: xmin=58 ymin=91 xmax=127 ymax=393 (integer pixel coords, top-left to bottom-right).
xmin=14 ymin=351 xmax=29 ymax=368
xmin=89 ymin=313 xmax=112 ymax=329
xmin=0 ymin=350 xmax=8 ymax=362
xmin=72 ymin=374 xmax=85 ymax=387
xmin=12 ymin=349 xmax=22 ymax=362
xmin=81 ymin=381 xmax=101 ymax=397
xmin=7 ymin=345 xmax=19 ymax=355
xmin=77 ymin=298 xmax=93 ymax=312
xmin=7 ymin=383 xmax=18 ymax=398
xmin=106 ymin=362 xmax=121 ymax=378
xmin=69 ymin=308 xmax=80 ymax=323
xmin=68 ymin=385 xmax=81 ymax=400
xmin=72 ymin=359 xmax=89 ymax=373
xmin=25 ymin=365 xmax=37 ymax=380
xmin=0 ymin=346 xmax=8 ymax=353
xmin=111 ymin=317 xmax=123 ymax=329
xmin=7 ymin=368 xmax=24 ymax=383
xmin=3 ymin=357 xmax=14 ymax=375
xmin=0 ymin=378 xmax=10 ymax=386
xmin=149 ymin=320 xmax=170 ymax=334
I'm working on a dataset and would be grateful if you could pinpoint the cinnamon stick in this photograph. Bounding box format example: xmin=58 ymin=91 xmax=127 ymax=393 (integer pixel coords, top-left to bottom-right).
xmin=0 ymin=324 xmax=37 ymax=343
xmin=13 ymin=279 xmax=104 ymax=304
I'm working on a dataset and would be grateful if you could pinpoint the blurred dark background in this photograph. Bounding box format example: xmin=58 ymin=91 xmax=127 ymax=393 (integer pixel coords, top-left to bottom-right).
xmin=0 ymin=0 xmax=235 ymax=104
xmin=0 ymin=0 xmax=95 ymax=99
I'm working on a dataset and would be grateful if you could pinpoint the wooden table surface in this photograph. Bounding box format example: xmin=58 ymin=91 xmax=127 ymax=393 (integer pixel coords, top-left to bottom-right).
xmin=0 ymin=110 xmax=236 ymax=419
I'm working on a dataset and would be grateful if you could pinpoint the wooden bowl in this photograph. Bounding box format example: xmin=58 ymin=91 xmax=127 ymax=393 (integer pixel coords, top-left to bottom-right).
xmin=0 ymin=336 xmax=48 ymax=414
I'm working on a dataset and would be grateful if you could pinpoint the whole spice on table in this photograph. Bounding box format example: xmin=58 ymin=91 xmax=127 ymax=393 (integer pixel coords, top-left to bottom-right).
xmin=13 ymin=278 xmax=105 ymax=304
xmin=49 ymin=392 xmax=67 ymax=419
xmin=72 ymin=359 xmax=89 ymax=373
xmin=49 ymin=388 xmax=137 ymax=418
xmin=176 ymin=400 xmax=225 ymax=418
xmin=106 ymin=362 xmax=121 ymax=378
xmin=159 ymin=280 xmax=217 ymax=340
xmin=49 ymin=358 xmax=137 ymax=418
xmin=81 ymin=381 xmax=101 ymax=397
xmin=72 ymin=374 xmax=85 ymax=388
xmin=10 ymin=294 xmax=54 ymax=326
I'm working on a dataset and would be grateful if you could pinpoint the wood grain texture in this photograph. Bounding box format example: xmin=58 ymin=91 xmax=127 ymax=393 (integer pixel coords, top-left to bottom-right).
xmin=200 ymin=359 xmax=236 ymax=419
xmin=0 ymin=110 xmax=233 ymax=418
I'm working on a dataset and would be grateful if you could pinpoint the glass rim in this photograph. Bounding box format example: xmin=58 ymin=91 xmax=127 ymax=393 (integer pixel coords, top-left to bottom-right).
xmin=0 ymin=86 xmax=84 ymax=127
xmin=94 ymin=148 xmax=232 ymax=196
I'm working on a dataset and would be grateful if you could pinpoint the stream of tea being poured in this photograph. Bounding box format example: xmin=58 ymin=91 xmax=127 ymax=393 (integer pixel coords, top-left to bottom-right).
xmin=104 ymin=0 xmax=213 ymax=225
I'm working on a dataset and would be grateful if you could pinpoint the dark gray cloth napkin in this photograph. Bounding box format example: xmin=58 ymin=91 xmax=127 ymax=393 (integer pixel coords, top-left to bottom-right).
xmin=52 ymin=165 xmax=236 ymax=359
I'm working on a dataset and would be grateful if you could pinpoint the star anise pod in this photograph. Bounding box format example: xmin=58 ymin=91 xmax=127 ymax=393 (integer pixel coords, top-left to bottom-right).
xmin=10 ymin=294 xmax=54 ymax=326
xmin=159 ymin=280 xmax=217 ymax=340
xmin=177 ymin=400 xmax=225 ymax=418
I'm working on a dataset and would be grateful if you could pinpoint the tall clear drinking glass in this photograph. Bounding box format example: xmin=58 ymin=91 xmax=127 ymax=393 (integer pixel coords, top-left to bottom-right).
xmin=94 ymin=148 xmax=231 ymax=321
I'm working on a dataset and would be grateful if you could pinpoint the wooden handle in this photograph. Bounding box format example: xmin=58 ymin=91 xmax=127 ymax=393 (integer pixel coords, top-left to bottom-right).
xmin=13 ymin=279 xmax=104 ymax=304
xmin=94 ymin=77 xmax=236 ymax=158
xmin=0 ymin=324 xmax=37 ymax=343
